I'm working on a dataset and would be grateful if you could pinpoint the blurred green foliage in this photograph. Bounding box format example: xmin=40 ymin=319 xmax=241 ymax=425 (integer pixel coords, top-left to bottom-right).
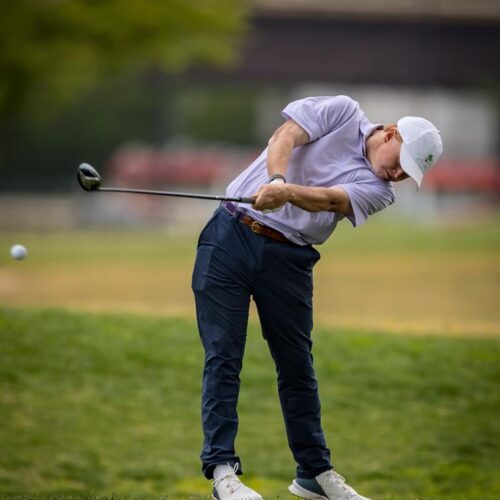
xmin=0 ymin=0 xmax=252 ymax=192
xmin=0 ymin=0 xmax=248 ymax=118
xmin=175 ymin=85 xmax=260 ymax=146
xmin=0 ymin=74 xmax=175 ymax=191
xmin=0 ymin=76 xmax=263 ymax=192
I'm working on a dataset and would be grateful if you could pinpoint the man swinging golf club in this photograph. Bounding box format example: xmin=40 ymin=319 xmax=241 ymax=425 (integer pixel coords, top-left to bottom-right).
xmin=192 ymin=95 xmax=443 ymax=500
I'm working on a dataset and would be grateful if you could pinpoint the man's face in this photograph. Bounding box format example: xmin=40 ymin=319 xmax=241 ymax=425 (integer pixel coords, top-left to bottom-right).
xmin=371 ymin=129 xmax=409 ymax=183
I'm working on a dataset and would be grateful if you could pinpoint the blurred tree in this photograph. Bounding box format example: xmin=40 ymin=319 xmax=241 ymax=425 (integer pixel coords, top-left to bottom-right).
xmin=175 ymin=85 xmax=259 ymax=146
xmin=0 ymin=0 xmax=248 ymax=118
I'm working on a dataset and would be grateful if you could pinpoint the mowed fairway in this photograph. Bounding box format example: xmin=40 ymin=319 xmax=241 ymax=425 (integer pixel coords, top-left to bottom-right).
xmin=1 ymin=308 xmax=499 ymax=499
xmin=1 ymin=216 xmax=500 ymax=498
xmin=1 ymin=216 xmax=499 ymax=337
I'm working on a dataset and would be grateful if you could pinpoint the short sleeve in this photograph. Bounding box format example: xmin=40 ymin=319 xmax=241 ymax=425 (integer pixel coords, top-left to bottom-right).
xmin=337 ymin=181 xmax=395 ymax=227
xmin=281 ymin=95 xmax=359 ymax=142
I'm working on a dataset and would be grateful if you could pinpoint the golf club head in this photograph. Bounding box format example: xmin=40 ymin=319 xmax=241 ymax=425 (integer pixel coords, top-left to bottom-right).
xmin=77 ymin=163 xmax=102 ymax=191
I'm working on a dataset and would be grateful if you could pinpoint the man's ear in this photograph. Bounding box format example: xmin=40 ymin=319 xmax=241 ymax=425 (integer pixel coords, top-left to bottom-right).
xmin=384 ymin=127 xmax=397 ymax=142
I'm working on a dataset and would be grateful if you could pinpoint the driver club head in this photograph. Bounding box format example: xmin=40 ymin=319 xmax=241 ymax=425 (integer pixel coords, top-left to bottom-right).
xmin=77 ymin=163 xmax=102 ymax=191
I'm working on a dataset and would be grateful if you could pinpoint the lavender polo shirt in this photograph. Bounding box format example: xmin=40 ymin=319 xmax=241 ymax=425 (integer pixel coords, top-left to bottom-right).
xmin=225 ymin=95 xmax=395 ymax=246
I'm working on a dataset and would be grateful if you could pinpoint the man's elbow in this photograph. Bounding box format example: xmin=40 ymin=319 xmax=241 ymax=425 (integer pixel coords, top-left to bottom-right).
xmin=327 ymin=188 xmax=351 ymax=215
xmin=328 ymin=201 xmax=351 ymax=214
xmin=268 ymin=120 xmax=309 ymax=149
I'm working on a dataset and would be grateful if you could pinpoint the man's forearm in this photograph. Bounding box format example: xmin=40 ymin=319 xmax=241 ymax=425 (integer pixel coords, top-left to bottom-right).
xmin=286 ymin=184 xmax=350 ymax=213
xmin=266 ymin=135 xmax=294 ymax=178
xmin=266 ymin=119 xmax=310 ymax=179
xmin=251 ymin=182 xmax=351 ymax=215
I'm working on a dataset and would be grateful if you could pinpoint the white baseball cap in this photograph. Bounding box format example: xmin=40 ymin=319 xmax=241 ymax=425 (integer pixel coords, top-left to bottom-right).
xmin=397 ymin=116 xmax=443 ymax=187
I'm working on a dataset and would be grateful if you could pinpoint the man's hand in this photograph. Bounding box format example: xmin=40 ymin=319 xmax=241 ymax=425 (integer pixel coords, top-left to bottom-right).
xmin=251 ymin=183 xmax=290 ymax=212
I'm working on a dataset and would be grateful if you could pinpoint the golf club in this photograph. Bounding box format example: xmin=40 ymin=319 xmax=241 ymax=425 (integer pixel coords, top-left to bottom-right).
xmin=77 ymin=163 xmax=256 ymax=203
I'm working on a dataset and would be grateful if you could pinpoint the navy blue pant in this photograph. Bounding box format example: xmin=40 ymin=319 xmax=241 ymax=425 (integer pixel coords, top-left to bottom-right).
xmin=192 ymin=206 xmax=332 ymax=480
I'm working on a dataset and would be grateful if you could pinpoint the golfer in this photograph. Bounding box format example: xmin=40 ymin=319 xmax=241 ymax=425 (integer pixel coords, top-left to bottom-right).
xmin=192 ymin=95 xmax=443 ymax=500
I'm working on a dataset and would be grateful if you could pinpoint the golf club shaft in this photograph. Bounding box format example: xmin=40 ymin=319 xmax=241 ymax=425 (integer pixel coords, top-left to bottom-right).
xmin=97 ymin=187 xmax=256 ymax=204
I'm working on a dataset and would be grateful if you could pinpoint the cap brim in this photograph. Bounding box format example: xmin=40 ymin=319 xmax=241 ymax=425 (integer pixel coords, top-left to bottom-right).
xmin=400 ymin=144 xmax=423 ymax=188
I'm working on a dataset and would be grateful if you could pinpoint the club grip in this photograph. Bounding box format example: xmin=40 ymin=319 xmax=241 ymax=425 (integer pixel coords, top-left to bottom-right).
xmin=238 ymin=197 xmax=256 ymax=204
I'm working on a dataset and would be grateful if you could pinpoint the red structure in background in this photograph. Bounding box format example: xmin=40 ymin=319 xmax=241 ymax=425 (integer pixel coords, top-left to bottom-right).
xmin=106 ymin=144 xmax=500 ymax=199
xmin=423 ymin=160 xmax=500 ymax=195
xmin=105 ymin=145 xmax=258 ymax=188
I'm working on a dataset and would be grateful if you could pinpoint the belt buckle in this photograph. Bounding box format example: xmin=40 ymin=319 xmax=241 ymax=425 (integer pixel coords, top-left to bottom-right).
xmin=251 ymin=220 xmax=264 ymax=233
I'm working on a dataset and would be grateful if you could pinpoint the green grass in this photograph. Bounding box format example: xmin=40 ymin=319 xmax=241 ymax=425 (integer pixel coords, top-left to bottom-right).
xmin=3 ymin=214 xmax=500 ymax=264
xmin=2 ymin=217 xmax=499 ymax=336
xmin=1 ymin=307 xmax=499 ymax=499
xmin=326 ymin=212 xmax=500 ymax=255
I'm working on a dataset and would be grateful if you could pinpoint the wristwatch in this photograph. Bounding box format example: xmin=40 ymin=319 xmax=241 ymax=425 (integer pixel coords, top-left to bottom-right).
xmin=268 ymin=174 xmax=286 ymax=184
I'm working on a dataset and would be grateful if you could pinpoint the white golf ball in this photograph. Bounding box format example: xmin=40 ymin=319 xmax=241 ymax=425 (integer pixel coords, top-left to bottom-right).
xmin=10 ymin=244 xmax=28 ymax=261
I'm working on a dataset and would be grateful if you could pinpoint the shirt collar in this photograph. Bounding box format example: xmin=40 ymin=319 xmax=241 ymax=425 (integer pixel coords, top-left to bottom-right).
xmin=362 ymin=122 xmax=383 ymax=157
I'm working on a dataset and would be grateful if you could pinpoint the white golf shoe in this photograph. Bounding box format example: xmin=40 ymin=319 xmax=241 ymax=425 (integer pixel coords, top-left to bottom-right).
xmin=212 ymin=464 xmax=263 ymax=500
xmin=289 ymin=469 xmax=370 ymax=500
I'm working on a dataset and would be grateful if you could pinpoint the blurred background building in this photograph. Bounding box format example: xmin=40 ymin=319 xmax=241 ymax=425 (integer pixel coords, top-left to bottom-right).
xmin=0 ymin=0 xmax=499 ymax=229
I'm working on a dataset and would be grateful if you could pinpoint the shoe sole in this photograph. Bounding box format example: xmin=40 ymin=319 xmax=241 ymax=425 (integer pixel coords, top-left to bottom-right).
xmin=288 ymin=480 xmax=328 ymax=500
xmin=212 ymin=494 xmax=263 ymax=500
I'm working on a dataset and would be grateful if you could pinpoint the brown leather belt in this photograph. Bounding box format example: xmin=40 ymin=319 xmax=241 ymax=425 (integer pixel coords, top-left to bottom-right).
xmin=222 ymin=202 xmax=291 ymax=244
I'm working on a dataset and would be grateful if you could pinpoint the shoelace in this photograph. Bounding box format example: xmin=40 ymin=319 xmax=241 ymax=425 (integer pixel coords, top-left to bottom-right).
xmin=323 ymin=470 xmax=349 ymax=493
xmin=213 ymin=463 xmax=243 ymax=495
